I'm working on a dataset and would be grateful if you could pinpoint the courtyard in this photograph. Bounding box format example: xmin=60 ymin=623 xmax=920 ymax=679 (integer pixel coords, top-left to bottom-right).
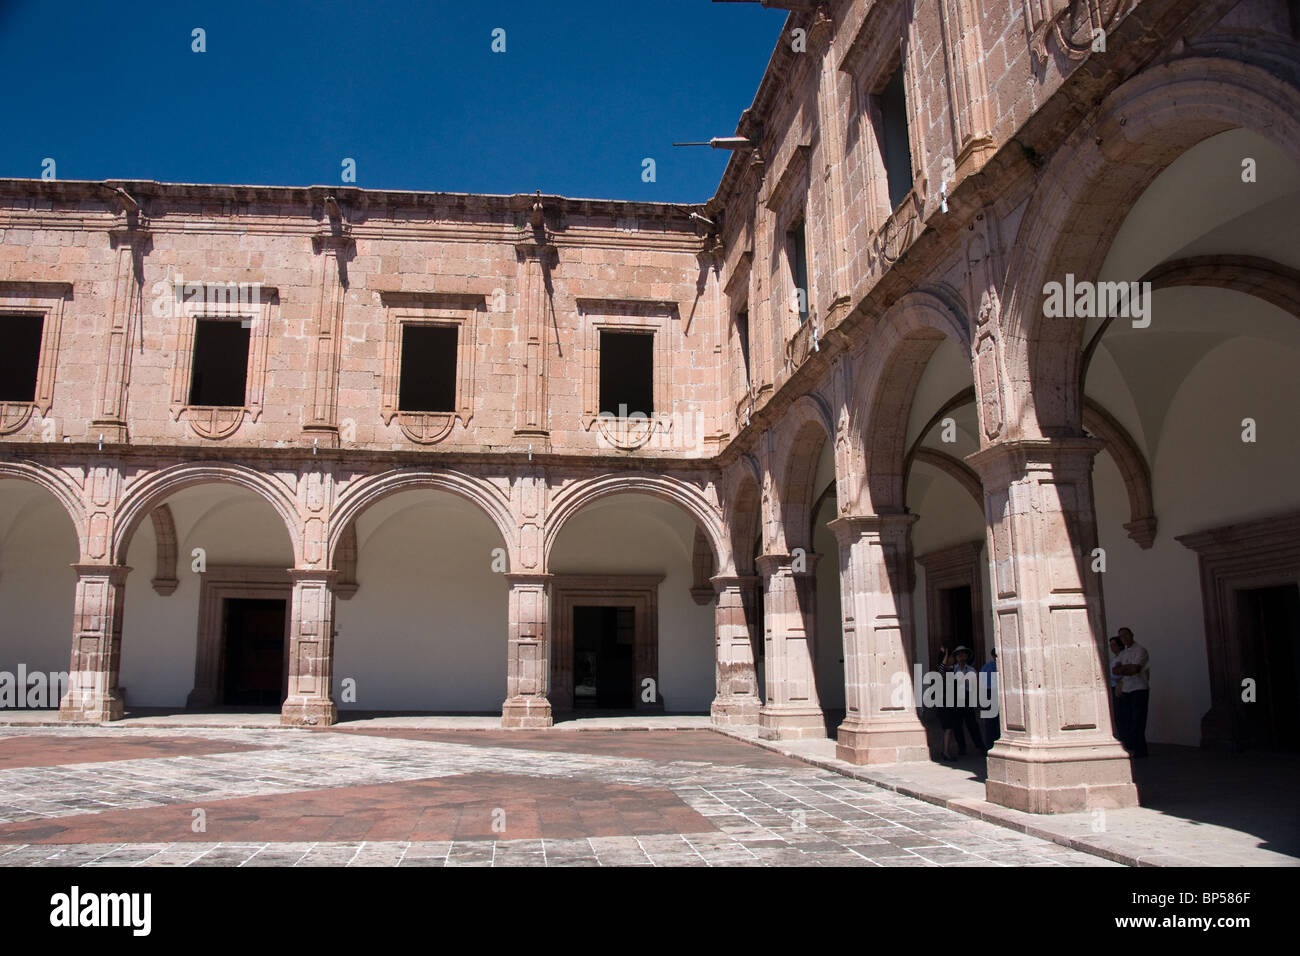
xmin=0 ymin=723 xmax=1114 ymax=868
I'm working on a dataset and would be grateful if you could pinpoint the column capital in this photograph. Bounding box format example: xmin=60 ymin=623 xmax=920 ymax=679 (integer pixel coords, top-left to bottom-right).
xmin=755 ymin=552 xmax=821 ymax=577
xmin=709 ymin=573 xmax=759 ymax=593
xmin=827 ymin=513 xmax=918 ymax=545
xmin=965 ymin=436 xmax=1104 ymax=489
xmin=504 ymin=572 xmax=553 ymax=587
xmin=287 ymin=567 xmax=337 ymax=585
xmin=71 ymin=564 xmax=132 ymax=584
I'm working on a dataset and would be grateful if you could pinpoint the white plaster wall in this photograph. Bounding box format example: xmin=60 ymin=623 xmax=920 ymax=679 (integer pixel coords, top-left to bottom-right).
xmin=119 ymin=485 xmax=295 ymax=707
xmin=549 ymin=493 xmax=714 ymax=712
xmin=0 ymin=481 xmax=78 ymax=692
xmin=1093 ymin=334 xmax=1300 ymax=745
xmin=334 ymin=490 xmax=507 ymax=713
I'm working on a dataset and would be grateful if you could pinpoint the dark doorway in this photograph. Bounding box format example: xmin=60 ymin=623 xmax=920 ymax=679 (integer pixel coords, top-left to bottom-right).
xmin=572 ymin=605 xmax=635 ymax=709
xmin=937 ymin=584 xmax=979 ymax=662
xmin=1237 ymin=583 xmax=1300 ymax=750
xmin=222 ymin=598 xmax=287 ymax=707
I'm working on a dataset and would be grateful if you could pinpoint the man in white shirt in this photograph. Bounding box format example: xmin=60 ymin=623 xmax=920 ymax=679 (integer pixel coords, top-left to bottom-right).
xmin=1112 ymin=627 xmax=1150 ymax=757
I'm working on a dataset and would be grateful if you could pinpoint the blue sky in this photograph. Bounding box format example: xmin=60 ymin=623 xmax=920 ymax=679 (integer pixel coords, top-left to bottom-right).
xmin=0 ymin=0 xmax=787 ymax=202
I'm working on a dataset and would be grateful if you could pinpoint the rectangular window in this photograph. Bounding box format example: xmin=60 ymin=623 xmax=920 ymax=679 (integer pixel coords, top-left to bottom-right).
xmin=398 ymin=324 xmax=458 ymax=413
xmin=0 ymin=314 xmax=43 ymax=402
xmin=875 ymin=66 xmax=915 ymax=210
xmin=189 ymin=318 xmax=251 ymax=406
xmin=599 ymin=330 xmax=654 ymax=416
xmin=736 ymin=307 xmax=751 ymax=387
xmin=786 ymin=221 xmax=810 ymax=324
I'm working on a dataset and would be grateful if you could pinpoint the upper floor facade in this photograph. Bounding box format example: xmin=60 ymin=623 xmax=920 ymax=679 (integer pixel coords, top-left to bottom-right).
xmin=0 ymin=0 xmax=1271 ymax=463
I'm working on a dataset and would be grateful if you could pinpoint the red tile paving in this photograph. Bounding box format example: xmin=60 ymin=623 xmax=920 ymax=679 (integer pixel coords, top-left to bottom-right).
xmin=0 ymin=772 xmax=717 ymax=844
xmin=329 ymin=728 xmax=802 ymax=768
xmin=0 ymin=735 xmax=266 ymax=770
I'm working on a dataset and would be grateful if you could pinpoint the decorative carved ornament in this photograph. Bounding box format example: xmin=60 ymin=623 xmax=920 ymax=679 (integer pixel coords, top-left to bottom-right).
xmin=1024 ymin=0 xmax=1132 ymax=64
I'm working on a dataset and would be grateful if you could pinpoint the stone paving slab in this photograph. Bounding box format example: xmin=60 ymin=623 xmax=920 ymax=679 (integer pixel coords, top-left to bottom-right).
xmin=0 ymin=725 xmax=1114 ymax=867
xmin=714 ymin=727 xmax=1299 ymax=868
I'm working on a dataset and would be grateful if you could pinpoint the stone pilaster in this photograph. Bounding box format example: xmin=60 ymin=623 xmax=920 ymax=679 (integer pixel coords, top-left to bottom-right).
xmin=59 ymin=565 xmax=131 ymax=722
xmin=757 ymin=553 xmax=824 ymax=739
xmin=828 ymin=514 xmax=930 ymax=764
xmin=967 ymin=438 xmax=1137 ymax=813
xmin=502 ymin=572 xmax=553 ymax=728
xmin=303 ymin=232 xmax=354 ymax=445
xmin=93 ymin=228 xmax=150 ymax=442
xmin=709 ymin=574 xmax=761 ymax=725
xmin=513 ymin=241 xmax=555 ymax=440
xmin=281 ymin=569 xmax=338 ymax=727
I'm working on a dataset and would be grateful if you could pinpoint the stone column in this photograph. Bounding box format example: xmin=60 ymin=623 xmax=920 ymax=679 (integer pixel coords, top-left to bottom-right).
xmin=281 ymin=569 xmax=338 ymax=727
xmin=967 ymin=438 xmax=1137 ymax=813
xmin=828 ymin=514 xmax=930 ymax=764
xmin=502 ymin=572 xmax=553 ymax=728
xmin=710 ymin=574 xmax=761 ymax=725
xmin=757 ymin=553 xmax=824 ymax=739
xmin=59 ymin=565 xmax=130 ymax=722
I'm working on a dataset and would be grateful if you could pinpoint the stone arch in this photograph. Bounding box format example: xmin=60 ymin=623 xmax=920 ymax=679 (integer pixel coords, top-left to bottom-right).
xmin=112 ymin=462 xmax=303 ymax=567
xmin=1002 ymin=56 xmax=1300 ymax=437
xmin=1082 ymin=398 xmax=1157 ymax=549
xmin=0 ymin=461 xmax=87 ymax=556
xmin=774 ymin=393 xmax=835 ymax=554
xmin=545 ymin=472 xmax=732 ymax=576
xmin=327 ymin=468 xmax=516 ymax=571
xmin=847 ymin=288 xmax=971 ymax=514
xmin=724 ymin=464 xmax=762 ymax=576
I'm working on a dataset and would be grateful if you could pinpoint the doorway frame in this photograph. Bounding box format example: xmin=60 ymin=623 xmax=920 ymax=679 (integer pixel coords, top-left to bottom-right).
xmin=1177 ymin=510 xmax=1300 ymax=749
xmin=188 ymin=566 xmax=293 ymax=708
xmin=916 ymin=540 xmax=985 ymax=667
xmin=551 ymin=574 xmax=664 ymax=713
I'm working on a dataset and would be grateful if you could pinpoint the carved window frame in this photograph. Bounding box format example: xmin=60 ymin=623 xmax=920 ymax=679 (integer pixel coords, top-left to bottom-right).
xmin=0 ymin=281 xmax=70 ymax=436
xmin=765 ymin=144 xmax=813 ymax=356
xmin=840 ymin=1 xmax=927 ymax=263
xmin=578 ymin=298 xmax=677 ymax=449
xmin=169 ymin=283 xmax=276 ymax=440
xmin=379 ymin=291 xmax=481 ymax=445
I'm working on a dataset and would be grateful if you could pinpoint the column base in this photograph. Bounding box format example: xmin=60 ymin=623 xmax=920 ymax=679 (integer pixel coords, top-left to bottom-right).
xmin=710 ymin=695 xmax=761 ymax=726
xmin=835 ymin=716 xmax=930 ymax=765
xmin=58 ymin=692 xmax=124 ymax=723
xmin=759 ymin=706 xmax=826 ymax=740
xmin=280 ymin=697 xmax=338 ymax=727
xmin=985 ymin=738 xmax=1139 ymax=813
xmin=502 ymin=696 xmax=553 ymax=729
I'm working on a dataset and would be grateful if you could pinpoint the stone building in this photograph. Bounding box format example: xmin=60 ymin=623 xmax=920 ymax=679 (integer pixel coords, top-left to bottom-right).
xmin=1 ymin=0 xmax=1298 ymax=813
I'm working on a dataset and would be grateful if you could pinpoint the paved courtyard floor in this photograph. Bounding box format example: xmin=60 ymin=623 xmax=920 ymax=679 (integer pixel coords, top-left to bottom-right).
xmin=0 ymin=725 xmax=1115 ymax=867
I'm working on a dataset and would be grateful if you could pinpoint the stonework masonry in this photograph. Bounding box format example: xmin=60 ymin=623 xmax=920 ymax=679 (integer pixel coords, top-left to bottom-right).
xmin=2 ymin=0 xmax=1298 ymax=814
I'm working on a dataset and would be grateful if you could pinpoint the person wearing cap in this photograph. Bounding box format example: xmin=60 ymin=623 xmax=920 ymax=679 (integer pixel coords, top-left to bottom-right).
xmin=1111 ymin=626 xmax=1150 ymax=757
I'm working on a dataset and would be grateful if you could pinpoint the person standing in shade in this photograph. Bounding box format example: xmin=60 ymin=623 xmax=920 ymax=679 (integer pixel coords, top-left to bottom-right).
xmin=980 ymin=648 xmax=1000 ymax=750
xmin=1112 ymin=627 xmax=1150 ymax=758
